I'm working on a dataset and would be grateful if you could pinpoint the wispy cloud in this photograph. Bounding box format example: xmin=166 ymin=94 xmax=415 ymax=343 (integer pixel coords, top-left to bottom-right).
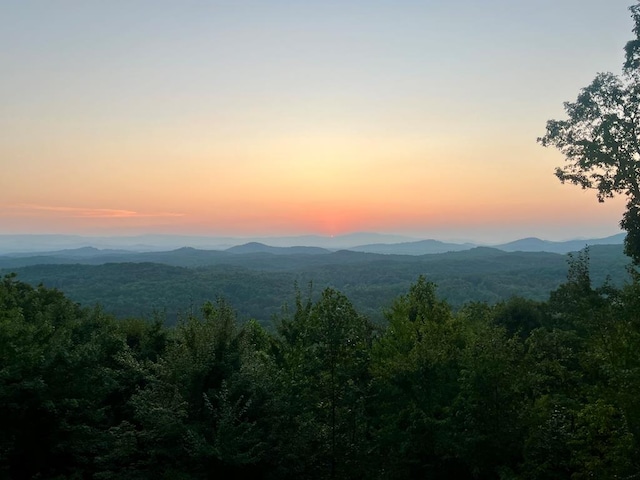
xmin=1 ymin=204 xmax=185 ymax=218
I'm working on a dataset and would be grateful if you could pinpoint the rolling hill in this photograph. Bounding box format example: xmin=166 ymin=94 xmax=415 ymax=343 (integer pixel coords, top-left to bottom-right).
xmin=1 ymin=244 xmax=630 ymax=326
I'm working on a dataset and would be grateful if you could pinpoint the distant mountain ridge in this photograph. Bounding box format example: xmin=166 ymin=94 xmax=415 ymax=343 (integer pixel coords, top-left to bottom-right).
xmin=349 ymin=239 xmax=476 ymax=255
xmin=348 ymin=233 xmax=626 ymax=256
xmin=0 ymin=232 xmax=419 ymax=254
xmin=0 ymin=232 xmax=626 ymax=258
xmin=225 ymin=242 xmax=330 ymax=255
xmin=494 ymin=234 xmax=626 ymax=254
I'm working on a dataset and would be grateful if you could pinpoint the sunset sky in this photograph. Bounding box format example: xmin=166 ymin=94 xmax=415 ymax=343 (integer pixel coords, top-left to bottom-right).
xmin=0 ymin=1 xmax=634 ymax=242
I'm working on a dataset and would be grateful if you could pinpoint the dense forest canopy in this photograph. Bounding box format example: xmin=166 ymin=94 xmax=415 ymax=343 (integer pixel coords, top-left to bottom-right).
xmin=2 ymin=254 xmax=640 ymax=478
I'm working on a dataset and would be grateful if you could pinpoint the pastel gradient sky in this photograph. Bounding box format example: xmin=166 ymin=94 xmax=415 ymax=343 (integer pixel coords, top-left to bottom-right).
xmin=0 ymin=1 xmax=634 ymax=242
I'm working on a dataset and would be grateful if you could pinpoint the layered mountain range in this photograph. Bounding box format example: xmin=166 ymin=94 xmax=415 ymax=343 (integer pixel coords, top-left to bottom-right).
xmin=0 ymin=232 xmax=626 ymax=259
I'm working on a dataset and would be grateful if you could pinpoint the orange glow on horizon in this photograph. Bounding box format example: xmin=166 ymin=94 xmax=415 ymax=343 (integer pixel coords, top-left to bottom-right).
xmin=0 ymin=122 xmax=628 ymax=239
xmin=1 ymin=1 xmax=633 ymax=243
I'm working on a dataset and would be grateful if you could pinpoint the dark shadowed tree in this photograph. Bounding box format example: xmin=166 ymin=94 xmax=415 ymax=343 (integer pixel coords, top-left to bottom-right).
xmin=275 ymin=287 xmax=374 ymax=480
xmin=370 ymin=276 xmax=466 ymax=478
xmin=538 ymin=2 xmax=640 ymax=264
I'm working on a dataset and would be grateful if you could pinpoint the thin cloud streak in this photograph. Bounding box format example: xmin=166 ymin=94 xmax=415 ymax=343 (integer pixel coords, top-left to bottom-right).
xmin=1 ymin=204 xmax=185 ymax=219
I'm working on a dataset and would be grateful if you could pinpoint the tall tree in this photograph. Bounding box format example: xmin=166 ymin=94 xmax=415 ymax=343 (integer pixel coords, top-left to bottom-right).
xmin=370 ymin=276 xmax=466 ymax=478
xmin=538 ymin=2 xmax=640 ymax=264
xmin=275 ymin=287 xmax=374 ymax=479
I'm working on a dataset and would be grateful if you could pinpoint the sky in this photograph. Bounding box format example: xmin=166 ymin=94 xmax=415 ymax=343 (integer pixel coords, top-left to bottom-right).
xmin=0 ymin=0 xmax=635 ymax=243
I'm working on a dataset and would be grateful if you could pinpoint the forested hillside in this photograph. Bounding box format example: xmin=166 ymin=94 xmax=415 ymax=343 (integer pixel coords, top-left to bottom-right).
xmin=0 ymin=245 xmax=629 ymax=325
xmin=2 ymin=248 xmax=640 ymax=478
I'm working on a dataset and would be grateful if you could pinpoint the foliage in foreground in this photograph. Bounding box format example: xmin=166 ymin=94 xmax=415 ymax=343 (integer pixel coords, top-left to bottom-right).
xmin=539 ymin=1 xmax=640 ymax=265
xmin=2 ymin=250 xmax=640 ymax=479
